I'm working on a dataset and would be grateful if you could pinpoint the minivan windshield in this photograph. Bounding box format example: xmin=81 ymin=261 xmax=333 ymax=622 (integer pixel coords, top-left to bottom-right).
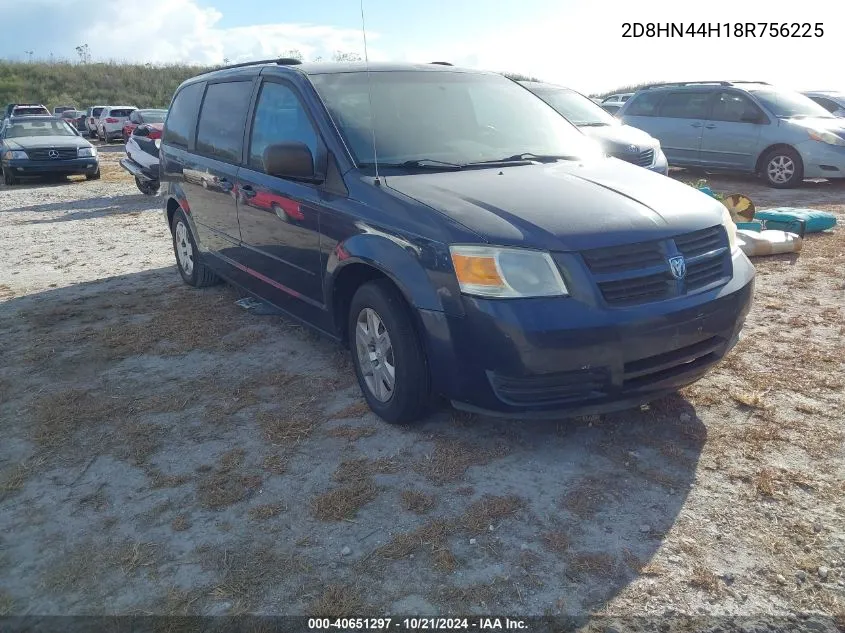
xmin=750 ymin=89 xmax=834 ymax=119
xmin=526 ymin=86 xmax=618 ymax=127
xmin=310 ymin=71 xmax=598 ymax=167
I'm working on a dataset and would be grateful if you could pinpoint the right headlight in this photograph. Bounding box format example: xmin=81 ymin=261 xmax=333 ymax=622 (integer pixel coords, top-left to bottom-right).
xmin=3 ymin=150 xmax=28 ymax=160
xmin=720 ymin=206 xmax=739 ymax=253
xmin=449 ymin=245 xmax=569 ymax=298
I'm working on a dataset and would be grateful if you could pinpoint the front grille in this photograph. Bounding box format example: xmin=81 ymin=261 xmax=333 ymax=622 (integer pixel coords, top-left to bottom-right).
xmin=488 ymin=368 xmax=608 ymax=405
xmin=623 ymin=336 xmax=724 ymax=390
xmin=580 ymin=226 xmax=730 ymax=307
xmin=582 ymin=239 xmax=664 ymax=274
xmin=674 ymin=225 xmax=724 ymax=258
xmin=611 ymin=148 xmax=654 ymax=167
xmin=27 ymin=148 xmax=77 ymax=160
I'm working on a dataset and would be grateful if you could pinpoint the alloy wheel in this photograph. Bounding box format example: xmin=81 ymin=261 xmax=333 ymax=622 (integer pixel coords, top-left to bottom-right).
xmin=174 ymin=220 xmax=194 ymax=275
xmin=355 ymin=307 xmax=395 ymax=402
xmin=767 ymin=155 xmax=795 ymax=185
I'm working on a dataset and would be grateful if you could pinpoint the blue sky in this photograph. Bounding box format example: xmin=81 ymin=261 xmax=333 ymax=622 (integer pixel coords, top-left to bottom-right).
xmin=1 ymin=0 xmax=842 ymax=95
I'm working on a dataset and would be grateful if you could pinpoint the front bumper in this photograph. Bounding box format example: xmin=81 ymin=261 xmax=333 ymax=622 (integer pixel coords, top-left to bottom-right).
xmin=420 ymin=249 xmax=755 ymax=418
xmin=3 ymin=157 xmax=99 ymax=175
xmin=796 ymin=139 xmax=845 ymax=179
xmin=649 ymin=148 xmax=669 ymax=175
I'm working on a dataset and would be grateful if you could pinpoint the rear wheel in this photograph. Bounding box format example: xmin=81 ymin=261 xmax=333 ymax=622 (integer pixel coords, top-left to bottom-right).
xmin=348 ymin=279 xmax=430 ymax=424
xmin=761 ymin=147 xmax=803 ymax=188
xmin=170 ymin=208 xmax=221 ymax=287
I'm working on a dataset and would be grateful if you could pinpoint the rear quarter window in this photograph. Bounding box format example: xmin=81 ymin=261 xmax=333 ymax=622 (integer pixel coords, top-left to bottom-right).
xmin=624 ymin=92 xmax=664 ymax=116
xmin=164 ymin=82 xmax=205 ymax=148
xmin=195 ymin=80 xmax=254 ymax=163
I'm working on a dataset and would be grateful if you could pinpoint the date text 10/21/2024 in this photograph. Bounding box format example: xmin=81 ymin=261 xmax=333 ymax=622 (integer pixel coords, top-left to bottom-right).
xmin=622 ymin=22 xmax=824 ymax=37
xmin=308 ymin=618 xmax=528 ymax=630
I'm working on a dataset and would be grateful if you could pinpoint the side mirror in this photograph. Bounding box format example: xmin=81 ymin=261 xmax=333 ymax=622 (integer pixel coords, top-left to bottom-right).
xmin=264 ymin=142 xmax=319 ymax=181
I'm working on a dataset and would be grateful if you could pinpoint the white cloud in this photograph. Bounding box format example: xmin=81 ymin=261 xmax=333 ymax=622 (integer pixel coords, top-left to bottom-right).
xmin=3 ymin=0 xmax=372 ymax=65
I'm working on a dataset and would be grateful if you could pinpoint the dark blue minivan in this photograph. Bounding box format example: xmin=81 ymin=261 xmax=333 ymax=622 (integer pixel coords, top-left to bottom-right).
xmin=160 ymin=60 xmax=755 ymax=423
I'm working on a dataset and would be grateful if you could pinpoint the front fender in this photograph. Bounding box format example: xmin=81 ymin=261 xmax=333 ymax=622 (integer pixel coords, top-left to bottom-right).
xmin=325 ymin=230 xmax=465 ymax=318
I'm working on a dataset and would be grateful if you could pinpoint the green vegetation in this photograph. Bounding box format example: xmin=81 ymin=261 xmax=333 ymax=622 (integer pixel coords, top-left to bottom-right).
xmin=0 ymin=59 xmax=543 ymax=111
xmin=0 ymin=61 xmax=214 ymax=110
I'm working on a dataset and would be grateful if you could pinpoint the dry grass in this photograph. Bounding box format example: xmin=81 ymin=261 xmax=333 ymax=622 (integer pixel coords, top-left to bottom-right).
xmin=377 ymin=519 xmax=449 ymax=560
xmin=561 ymin=477 xmax=608 ymax=519
xmin=541 ymin=530 xmax=571 ymax=554
xmin=414 ymin=438 xmax=509 ymax=484
xmin=730 ymin=388 xmax=767 ymax=409
xmin=249 ymin=504 xmax=285 ymax=521
xmin=330 ymin=401 xmax=371 ymax=420
xmin=117 ymin=541 xmax=158 ymax=573
xmin=0 ymin=591 xmax=14 ymax=616
xmin=258 ymin=409 xmax=319 ymax=445
xmin=568 ymin=552 xmax=617 ymax=579
xmin=400 ymin=490 xmax=436 ymax=514
xmin=262 ymin=454 xmax=287 ymax=475
xmin=196 ymin=449 xmax=262 ymax=510
xmin=436 ymin=577 xmax=510 ymax=609
xmin=333 ymin=457 xmax=399 ymax=483
xmin=0 ymin=457 xmax=44 ymax=500
xmin=147 ymin=469 xmax=192 ymax=489
xmin=309 ymin=584 xmax=366 ymax=617
xmin=754 ymin=467 xmax=779 ymax=498
xmin=326 ymin=424 xmax=377 ymax=441
xmin=201 ymin=542 xmax=307 ymax=611
xmin=460 ymin=494 xmax=525 ymax=534
xmin=621 ymin=548 xmax=644 ymax=573
xmin=171 ymin=514 xmax=191 ymax=531
xmin=688 ymin=564 xmax=721 ymax=594
xmin=310 ymin=479 xmax=379 ymax=521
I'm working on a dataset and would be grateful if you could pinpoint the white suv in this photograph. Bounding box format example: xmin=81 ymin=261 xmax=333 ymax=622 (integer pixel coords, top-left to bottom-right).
xmin=97 ymin=106 xmax=137 ymax=142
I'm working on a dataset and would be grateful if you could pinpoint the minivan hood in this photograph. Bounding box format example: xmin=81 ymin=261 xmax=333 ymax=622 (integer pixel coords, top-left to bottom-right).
xmin=385 ymin=158 xmax=723 ymax=251
xmin=784 ymin=117 xmax=845 ymax=136
xmin=580 ymin=123 xmax=660 ymax=153
xmin=5 ymin=135 xmax=90 ymax=150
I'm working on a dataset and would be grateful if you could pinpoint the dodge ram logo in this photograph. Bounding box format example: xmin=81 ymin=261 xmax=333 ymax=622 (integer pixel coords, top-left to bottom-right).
xmin=48 ymin=150 xmax=60 ymax=159
xmin=668 ymin=255 xmax=686 ymax=280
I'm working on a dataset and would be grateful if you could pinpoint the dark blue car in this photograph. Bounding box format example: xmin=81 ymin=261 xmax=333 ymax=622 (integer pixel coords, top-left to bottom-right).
xmin=160 ymin=60 xmax=755 ymax=423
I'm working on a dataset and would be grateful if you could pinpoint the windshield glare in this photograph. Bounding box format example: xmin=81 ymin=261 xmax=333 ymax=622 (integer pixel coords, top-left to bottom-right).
xmin=529 ymin=87 xmax=618 ymax=126
xmin=6 ymin=120 xmax=77 ymax=138
xmin=751 ymin=90 xmax=833 ymax=118
xmin=310 ymin=71 xmax=598 ymax=166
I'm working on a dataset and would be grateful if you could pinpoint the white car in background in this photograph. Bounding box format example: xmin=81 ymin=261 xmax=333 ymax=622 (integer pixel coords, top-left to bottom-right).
xmin=802 ymin=91 xmax=845 ymax=117
xmin=600 ymin=92 xmax=634 ymax=115
xmin=96 ymin=106 xmax=137 ymax=142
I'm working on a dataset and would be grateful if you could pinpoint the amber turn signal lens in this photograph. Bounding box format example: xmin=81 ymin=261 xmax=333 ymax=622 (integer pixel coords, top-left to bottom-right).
xmin=451 ymin=253 xmax=504 ymax=287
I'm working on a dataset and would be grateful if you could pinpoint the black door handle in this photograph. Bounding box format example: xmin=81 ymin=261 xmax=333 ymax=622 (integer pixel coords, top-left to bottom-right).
xmin=239 ymin=184 xmax=257 ymax=198
xmin=704 ymin=124 xmax=716 ymax=129
xmin=690 ymin=122 xmax=703 ymax=128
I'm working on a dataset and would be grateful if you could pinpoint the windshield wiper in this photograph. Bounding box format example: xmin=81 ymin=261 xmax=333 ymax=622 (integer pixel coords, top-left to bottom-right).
xmin=579 ymin=122 xmax=611 ymax=127
xmin=358 ymin=159 xmax=463 ymax=171
xmin=466 ymin=153 xmax=579 ymax=166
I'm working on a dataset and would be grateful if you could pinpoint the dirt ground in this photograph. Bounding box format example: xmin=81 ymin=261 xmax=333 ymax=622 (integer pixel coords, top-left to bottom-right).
xmin=0 ymin=148 xmax=843 ymax=627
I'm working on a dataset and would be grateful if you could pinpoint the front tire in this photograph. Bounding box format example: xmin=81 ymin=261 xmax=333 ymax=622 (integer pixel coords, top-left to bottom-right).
xmin=348 ymin=279 xmax=430 ymax=424
xmin=170 ymin=208 xmax=221 ymax=288
xmin=761 ymin=147 xmax=803 ymax=188
xmin=86 ymin=169 xmax=101 ymax=181
xmin=3 ymin=167 xmax=18 ymax=186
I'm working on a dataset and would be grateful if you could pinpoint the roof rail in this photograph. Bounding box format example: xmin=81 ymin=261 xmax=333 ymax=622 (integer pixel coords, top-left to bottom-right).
xmin=727 ymin=80 xmax=771 ymax=85
xmin=644 ymin=81 xmax=730 ymax=89
xmin=430 ymin=61 xmax=453 ymax=66
xmin=214 ymin=57 xmax=303 ymax=71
